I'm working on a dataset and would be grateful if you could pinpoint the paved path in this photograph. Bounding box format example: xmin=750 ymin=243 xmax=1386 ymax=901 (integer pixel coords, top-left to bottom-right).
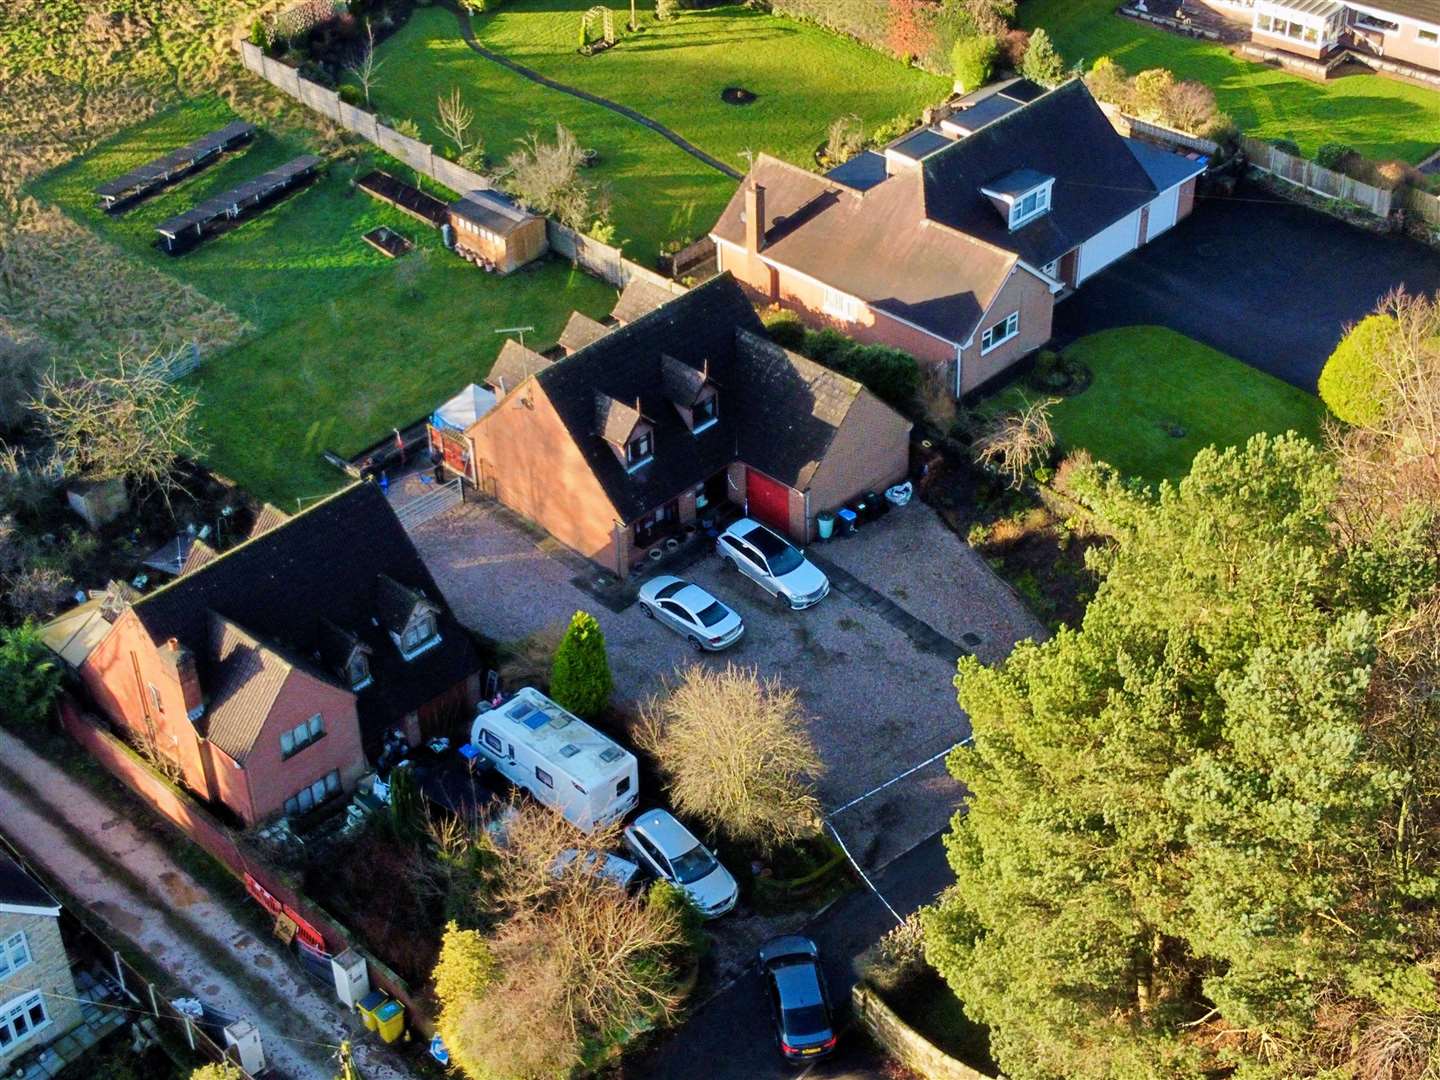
xmin=0 ymin=729 xmax=415 ymax=1080
xmin=448 ymin=6 xmax=743 ymax=180
xmin=631 ymin=831 xmax=953 ymax=1080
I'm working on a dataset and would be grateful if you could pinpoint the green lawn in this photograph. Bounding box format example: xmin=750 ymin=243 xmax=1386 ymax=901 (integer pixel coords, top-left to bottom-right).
xmin=1020 ymin=0 xmax=1440 ymax=163
xmin=364 ymin=4 xmax=948 ymax=263
xmin=32 ymin=98 xmax=618 ymax=506
xmin=1000 ymin=327 xmax=1325 ymax=484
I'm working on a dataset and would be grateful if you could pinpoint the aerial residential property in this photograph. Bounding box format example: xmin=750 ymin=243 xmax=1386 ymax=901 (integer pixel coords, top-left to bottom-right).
xmin=4 ymin=0 xmax=1440 ymax=1077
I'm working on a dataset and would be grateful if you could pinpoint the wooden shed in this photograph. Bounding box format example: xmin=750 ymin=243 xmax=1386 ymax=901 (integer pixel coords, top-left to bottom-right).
xmin=447 ymin=190 xmax=548 ymax=273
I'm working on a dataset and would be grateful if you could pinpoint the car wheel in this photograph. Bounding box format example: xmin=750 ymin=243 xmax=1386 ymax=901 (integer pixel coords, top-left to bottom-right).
xmin=640 ymin=604 xmax=655 ymax=620
xmin=687 ymin=635 xmax=704 ymax=652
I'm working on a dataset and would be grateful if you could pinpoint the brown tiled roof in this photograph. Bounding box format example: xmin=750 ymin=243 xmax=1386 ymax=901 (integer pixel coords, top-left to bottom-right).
xmin=660 ymin=355 xmax=709 ymax=407
xmin=203 ymin=614 xmax=302 ymax=763
xmin=1354 ymin=0 xmax=1439 ymax=23
xmin=611 ymin=279 xmax=674 ymax=324
xmin=711 ymin=158 xmax=1017 ymax=345
xmin=595 ymin=393 xmax=644 ymax=446
xmin=558 ymin=311 xmax=611 ymax=354
xmin=249 ymin=503 xmax=289 ymax=539
xmin=179 ymin=539 xmax=218 ymax=576
xmin=487 ymin=339 xmax=551 ymax=396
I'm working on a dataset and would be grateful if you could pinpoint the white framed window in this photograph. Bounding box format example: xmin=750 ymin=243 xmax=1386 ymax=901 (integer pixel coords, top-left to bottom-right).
xmin=1256 ymin=12 xmax=1271 ymax=30
xmin=283 ymin=769 xmax=341 ymax=817
xmin=1041 ymin=259 xmax=1060 ymax=279
xmin=280 ymin=714 xmax=324 ymax=759
xmin=980 ymin=311 xmax=1020 ymax=354
xmin=0 ymin=933 xmax=31 ymax=980
xmin=1009 ymin=184 xmax=1051 ymax=230
xmin=535 ymin=767 xmax=554 ymax=788
xmin=626 ymin=431 xmax=654 ymax=471
xmin=347 ymin=652 xmax=372 ymax=691
xmin=1421 ymin=28 xmax=1439 ymax=43
xmin=0 ymin=991 xmax=50 ymax=1054
xmin=821 ymin=286 xmax=860 ymax=323
xmin=399 ymin=612 xmax=440 ymax=659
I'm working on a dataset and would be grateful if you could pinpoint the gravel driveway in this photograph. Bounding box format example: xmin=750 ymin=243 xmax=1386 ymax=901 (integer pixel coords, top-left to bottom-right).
xmin=411 ymin=498 xmax=1043 ymax=871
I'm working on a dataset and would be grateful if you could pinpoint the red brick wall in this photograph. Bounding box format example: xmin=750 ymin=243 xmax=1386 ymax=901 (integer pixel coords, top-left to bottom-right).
xmin=806 ymin=392 xmax=912 ymax=529
xmin=1177 ymin=177 xmax=1197 ymax=222
xmin=58 ymin=700 xmax=433 ymax=1036
xmin=958 ymin=268 xmax=1055 ymax=395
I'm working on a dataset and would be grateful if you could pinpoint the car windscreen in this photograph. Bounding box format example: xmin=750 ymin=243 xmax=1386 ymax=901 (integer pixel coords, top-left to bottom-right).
xmin=766 ymin=546 xmax=803 ymax=576
xmin=670 ymin=843 xmax=718 ymax=884
xmin=782 ymin=1004 xmax=831 ymax=1038
xmin=654 ymin=580 xmax=686 ymax=600
xmin=695 ymin=600 xmax=729 ymax=628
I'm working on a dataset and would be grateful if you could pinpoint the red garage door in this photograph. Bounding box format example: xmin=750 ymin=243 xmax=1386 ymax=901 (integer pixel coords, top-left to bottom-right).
xmin=746 ymin=468 xmax=791 ymax=534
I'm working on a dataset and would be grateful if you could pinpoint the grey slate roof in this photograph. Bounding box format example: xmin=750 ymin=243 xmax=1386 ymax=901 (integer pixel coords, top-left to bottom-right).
xmin=449 ymin=189 xmax=536 ymax=235
xmin=532 ymin=275 xmax=886 ymax=522
xmin=1124 ymin=138 xmax=1208 ymax=192
xmin=488 ymin=339 xmax=552 ymax=395
xmin=131 ymin=483 xmax=480 ymax=762
xmin=558 ymin=311 xmax=611 ymax=354
xmin=661 ymin=354 xmax=709 ymax=406
xmin=611 ymin=279 xmax=674 ymax=324
xmin=921 ymin=80 xmax=1158 ymax=268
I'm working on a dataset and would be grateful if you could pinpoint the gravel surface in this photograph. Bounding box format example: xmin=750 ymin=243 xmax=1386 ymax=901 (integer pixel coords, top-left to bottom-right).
xmin=0 ymin=729 xmax=416 ymax=1080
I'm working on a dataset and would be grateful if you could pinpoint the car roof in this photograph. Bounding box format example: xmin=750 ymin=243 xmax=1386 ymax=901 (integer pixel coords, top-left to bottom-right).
xmin=673 ymin=584 xmax=719 ymax=612
xmin=772 ymin=959 xmax=824 ymax=1009
xmin=739 ymin=521 xmax=790 ymax=557
xmin=649 ymin=576 xmax=686 ymax=600
xmin=631 ymin=808 xmax=699 ymax=854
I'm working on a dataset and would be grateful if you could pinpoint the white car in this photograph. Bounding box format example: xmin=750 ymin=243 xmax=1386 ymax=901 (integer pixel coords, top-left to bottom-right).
xmin=623 ymin=809 xmax=738 ymax=918
xmin=716 ymin=518 xmax=830 ymax=610
xmin=637 ymin=575 xmax=745 ymax=651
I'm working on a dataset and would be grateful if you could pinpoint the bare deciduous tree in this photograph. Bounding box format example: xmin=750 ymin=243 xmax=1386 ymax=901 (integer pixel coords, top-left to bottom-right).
xmin=5 ymin=564 xmax=71 ymax=619
xmin=825 ymin=114 xmax=864 ymax=166
xmin=502 ymin=124 xmax=611 ymax=232
xmin=973 ymin=395 xmax=1058 ymax=490
xmin=485 ymin=798 xmax=624 ymax=912
xmin=347 ymin=21 xmax=385 ymax=107
xmin=1329 ymin=289 xmax=1440 ymax=539
xmin=637 ymin=664 xmax=824 ymax=853
xmin=30 ymin=349 xmax=205 ymax=504
xmin=436 ymin=86 xmax=475 ymax=157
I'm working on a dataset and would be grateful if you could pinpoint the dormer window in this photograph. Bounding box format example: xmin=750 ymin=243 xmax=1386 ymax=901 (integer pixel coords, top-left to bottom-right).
xmin=692 ymin=394 xmax=718 ymax=433
xmin=347 ymin=651 xmax=372 ymax=691
xmin=981 ymin=170 xmax=1055 ymax=232
xmin=400 ymin=611 xmax=439 ymax=660
xmin=626 ymin=431 xmax=654 ymax=470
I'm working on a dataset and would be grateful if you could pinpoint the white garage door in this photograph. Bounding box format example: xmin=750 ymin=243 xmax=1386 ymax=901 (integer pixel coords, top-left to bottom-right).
xmin=1146 ymin=184 xmax=1181 ymax=240
xmin=1077 ymin=209 xmax=1141 ymax=284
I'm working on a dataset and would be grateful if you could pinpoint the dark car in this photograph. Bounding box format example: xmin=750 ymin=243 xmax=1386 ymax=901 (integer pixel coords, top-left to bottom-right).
xmin=757 ymin=935 xmax=837 ymax=1062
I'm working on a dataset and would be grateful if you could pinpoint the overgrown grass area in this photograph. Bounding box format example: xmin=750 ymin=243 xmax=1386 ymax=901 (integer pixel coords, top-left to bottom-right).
xmin=363 ymin=3 xmax=948 ymax=262
xmin=32 ymin=98 xmax=618 ymax=506
xmin=1020 ymin=0 xmax=1440 ymax=162
xmin=1001 ymin=326 xmax=1325 ymax=484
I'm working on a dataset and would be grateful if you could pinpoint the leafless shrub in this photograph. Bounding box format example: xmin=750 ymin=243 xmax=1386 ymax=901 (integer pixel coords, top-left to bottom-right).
xmin=973 ymin=396 xmax=1058 ymax=490
xmin=1353 ymin=1010 xmax=1440 ymax=1080
xmin=1164 ymin=79 xmax=1221 ymax=136
xmin=485 ymin=798 xmax=624 ymax=912
xmin=825 ymin=114 xmax=864 ymax=165
xmin=6 ymin=564 xmax=72 ymax=618
xmin=637 ymin=663 xmax=824 ymax=853
xmin=436 ymin=86 xmax=476 ymax=157
xmin=0 ymin=333 xmax=48 ymax=434
xmin=346 ymin=21 xmax=385 ymax=106
xmin=30 ymin=350 xmax=206 ymax=504
xmin=502 ymin=124 xmax=612 ymax=232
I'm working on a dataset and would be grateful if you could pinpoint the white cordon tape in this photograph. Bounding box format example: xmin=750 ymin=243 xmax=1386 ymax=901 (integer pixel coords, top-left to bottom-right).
xmin=824 ymin=818 xmax=905 ymax=926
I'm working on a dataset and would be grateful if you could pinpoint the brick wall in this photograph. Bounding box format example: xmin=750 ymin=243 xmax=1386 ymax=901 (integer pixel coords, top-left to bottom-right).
xmin=958 ymin=268 xmax=1055 ymax=396
xmin=0 ymin=912 xmax=83 ymax=1070
xmin=57 ymin=700 xmax=433 ymax=1036
xmin=805 ymin=392 xmax=912 ymax=527
xmin=852 ymin=983 xmax=999 ymax=1080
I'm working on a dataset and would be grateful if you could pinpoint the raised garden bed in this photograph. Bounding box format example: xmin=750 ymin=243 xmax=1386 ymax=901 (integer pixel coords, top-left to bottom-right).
xmin=356 ymin=169 xmax=447 ymax=228
xmin=362 ymin=225 xmax=413 ymax=258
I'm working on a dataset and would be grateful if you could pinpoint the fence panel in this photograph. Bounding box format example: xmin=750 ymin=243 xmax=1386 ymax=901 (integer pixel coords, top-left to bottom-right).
xmin=1406 ymin=187 xmax=1440 ymax=227
xmin=431 ymin=155 xmax=494 ymax=196
xmin=298 ymin=78 xmax=341 ymax=123
xmin=1241 ymin=136 xmax=1395 ymax=217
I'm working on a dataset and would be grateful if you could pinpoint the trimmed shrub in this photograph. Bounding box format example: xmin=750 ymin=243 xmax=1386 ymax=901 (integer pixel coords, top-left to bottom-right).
xmin=950 ymin=34 xmax=999 ymax=92
xmin=1019 ymin=26 xmax=1065 ymax=86
xmin=1270 ymin=137 xmax=1301 ymax=156
xmin=839 ymin=344 xmax=921 ymax=413
xmin=802 ymin=327 xmax=854 ymax=368
xmin=763 ymin=310 xmax=807 ymax=350
xmin=338 ymin=83 xmax=364 ymax=106
xmin=1316 ymin=142 xmax=1354 ymax=170
xmin=550 ymin=611 xmax=612 ymax=719
xmin=1318 ymin=314 xmax=1396 ymax=426
xmin=1085 ymin=56 xmax=1130 ymax=110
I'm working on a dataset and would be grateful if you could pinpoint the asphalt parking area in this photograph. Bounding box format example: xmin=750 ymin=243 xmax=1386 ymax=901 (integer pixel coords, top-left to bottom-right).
xmin=411 ymin=498 xmax=1043 ymax=871
xmin=1054 ymin=180 xmax=1440 ymax=390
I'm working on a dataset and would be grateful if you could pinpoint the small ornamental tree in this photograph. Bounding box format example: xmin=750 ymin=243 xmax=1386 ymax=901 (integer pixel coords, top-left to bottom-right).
xmin=1130 ymin=67 xmax=1175 ymax=121
xmin=1020 ymin=26 xmax=1065 ymax=86
xmin=1318 ymin=313 xmax=1396 ymax=426
xmin=951 ymin=34 xmax=999 ymax=93
xmin=550 ymin=611 xmax=612 ymax=718
xmin=0 ymin=622 xmax=63 ymax=731
xmin=1084 ymin=55 xmax=1130 ymax=109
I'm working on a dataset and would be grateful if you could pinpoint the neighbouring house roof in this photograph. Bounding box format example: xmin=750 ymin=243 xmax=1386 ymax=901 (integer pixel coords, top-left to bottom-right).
xmin=449 ymin=189 xmax=537 ymax=235
xmin=531 ymin=275 xmax=896 ymax=522
xmin=180 ymin=539 xmax=218 ymax=576
xmin=711 ymin=157 xmax=1018 ymax=344
xmin=41 ymin=582 xmax=134 ymax=670
xmin=487 ymin=340 xmax=552 ymax=396
xmin=203 ymin=614 xmax=311 ymax=763
xmin=1358 ymin=0 xmax=1440 ymax=25
xmin=611 ymin=279 xmax=674 ymax=324
xmin=1124 ymin=138 xmax=1208 ymax=192
xmin=433 ymin=383 xmax=497 ymax=431
xmin=558 ymin=311 xmax=611 ymax=354
xmin=1266 ymin=0 xmax=1346 ymax=15
xmin=129 ymin=483 xmax=480 ymax=760
xmin=920 ymin=80 xmax=1158 ymax=269
xmin=249 ymin=503 xmax=289 ymax=540
xmin=0 ymin=853 xmax=60 ymax=918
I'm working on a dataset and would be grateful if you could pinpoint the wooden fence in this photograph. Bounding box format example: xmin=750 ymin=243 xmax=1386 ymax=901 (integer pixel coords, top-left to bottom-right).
xmin=1405 ymin=186 xmax=1440 ymax=228
xmin=237 ymin=41 xmax=686 ymax=297
xmin=1240 ymin=136 xmax=1396 ymax=217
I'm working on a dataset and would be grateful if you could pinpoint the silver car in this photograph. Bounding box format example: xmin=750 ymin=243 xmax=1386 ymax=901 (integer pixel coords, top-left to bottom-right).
xmin=716 ymin=518 xmax=830 ymax=610
xmin=637 ymin=575 xmax=745 ymax=651
xmin=551 ymin=849 xmax=643 ymax=890
xmin=623 ymin=809 xmax=738 ymax=918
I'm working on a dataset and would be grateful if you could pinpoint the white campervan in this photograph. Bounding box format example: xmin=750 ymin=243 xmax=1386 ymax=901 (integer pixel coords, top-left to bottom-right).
xmin=470 ymin=687 xmax=639 ymax=833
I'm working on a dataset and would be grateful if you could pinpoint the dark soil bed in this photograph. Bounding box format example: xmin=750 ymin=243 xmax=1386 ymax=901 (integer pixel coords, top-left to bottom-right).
xmin=362 ymin=224 xmax=413 ymax=258
xmin=721 ymin=87 xmax=757 ymax=105
xmin=356 ymin=169 xmax=447 ymax=227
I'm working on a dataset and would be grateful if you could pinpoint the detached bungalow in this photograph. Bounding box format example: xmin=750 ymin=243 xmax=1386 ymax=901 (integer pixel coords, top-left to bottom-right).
xmin=439 ymin=274 xmax=912 ymax=575
xmin=1204 ymin=0 xmax=1439 ymax=71
xmin=63 ymin=483 xmax=482 ymax=826
xmin=710 ymin=79 xmax=1204 ymax=396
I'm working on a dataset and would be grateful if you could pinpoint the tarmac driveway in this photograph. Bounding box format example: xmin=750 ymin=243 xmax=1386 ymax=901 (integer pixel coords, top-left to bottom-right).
xmin=1054 ymin=180 xmax=1440 ymax=390
xmin=411 ymin=498 xmax=1043 ymax=873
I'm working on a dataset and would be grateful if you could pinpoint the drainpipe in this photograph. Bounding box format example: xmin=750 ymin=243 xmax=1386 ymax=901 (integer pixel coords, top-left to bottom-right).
xmin=953 ymin=344 xmax=965 ymax=399
xmin=803 ymin=488 xmax=812 ymax=542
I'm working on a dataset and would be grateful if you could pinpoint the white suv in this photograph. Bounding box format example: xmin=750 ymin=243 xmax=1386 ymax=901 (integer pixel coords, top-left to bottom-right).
xmin=716 ymin=518 xmax=830 ymax=610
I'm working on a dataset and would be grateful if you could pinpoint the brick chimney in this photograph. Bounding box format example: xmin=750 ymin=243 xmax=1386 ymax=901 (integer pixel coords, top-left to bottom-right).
xmin=159 ymin=637 xmax=205 ymax=720
xmin=744 ymin=183 xmax=766 ymax=253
